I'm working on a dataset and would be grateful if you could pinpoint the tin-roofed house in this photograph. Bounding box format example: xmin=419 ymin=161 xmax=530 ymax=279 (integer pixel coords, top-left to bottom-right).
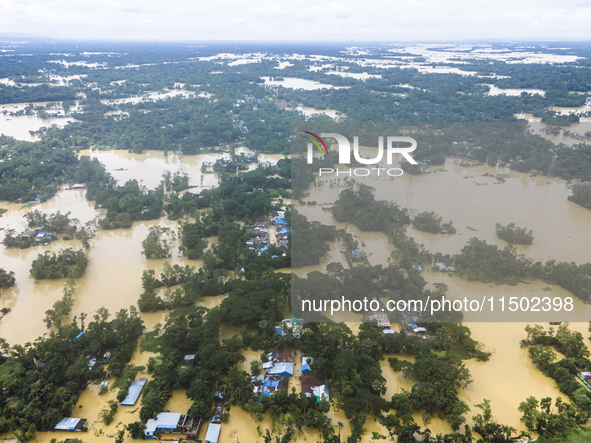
xmin=302 ymin=357 xmax=313 ymax=373
xmin=301 ymin=375 xmax=330 ymax=402
xmin=205 ymin=422 xmax=221 ymax=443
xmin=120 ymin=378 xmax=148 ymax=406
xmin=347 ymin=249 xmax=367 ymax=262
xmin=143 ymin=412 xmax=200 ymax=439
xmin=268 ymin=362 xmax=294 ymax=377
xmin=54 ymin=418 xmax=88 ymax=432
xmin=252 ymin=374 xmax=290 ymax=396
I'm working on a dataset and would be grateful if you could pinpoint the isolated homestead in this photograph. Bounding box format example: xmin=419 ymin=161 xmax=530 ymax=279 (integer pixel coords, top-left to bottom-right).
xmin=366 ymin=312 xmax=390 ymax=328
xmin=347 ymin=249 xmax=366 ymax=262
xmin=280 ymin=318 xmax=304 ymax=338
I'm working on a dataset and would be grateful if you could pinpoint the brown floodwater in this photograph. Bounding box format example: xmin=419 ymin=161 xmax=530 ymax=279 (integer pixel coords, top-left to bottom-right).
xmin=99 ymin=90 xmax=197 ymax=106
xmin=0 ymin=111 xmax=75 ymax=141
xmin=302 ymin=158 xmax=591 ymax=264
xmin=297 ymin=106 xmax=341 ymax=119
xmin=0 ymin=207 xmax=190 ymax=345
xmin=459 ymin=322 xmax=566 ymax=433
xmin=2 ymin=145 xmax=591 ymax=441
xmin=295 ymin=155 xmax=591 ymax=432
xmin=79 ymin=149 xmax=229 ymax=189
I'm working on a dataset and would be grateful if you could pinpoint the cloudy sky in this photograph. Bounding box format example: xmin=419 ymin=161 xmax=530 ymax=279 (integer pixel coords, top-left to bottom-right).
xmin=0 ymin=0 xmax=590 ymax=42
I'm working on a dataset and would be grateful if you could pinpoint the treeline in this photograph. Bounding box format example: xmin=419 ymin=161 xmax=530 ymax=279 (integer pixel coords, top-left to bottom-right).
xmin=519 ymin=324 xmax=591 ymax=437
xmin=77 ymin=157 xmax=164 ymax=228
xmin=0 ymin=84 xmax=76 ymax=105
xmin=130 ymin=270 xmax=292 ymax=432
xmin=317 ymin=188 xmax=591 ymax=305
xmin=291 ymin=210 xmax=336 ymax=268
xmin=139 ymin=216 xmax=289 ymax=314
xmin=138 ymin=259 xmax=232 ymax=313
xmin=63 ymin=95 xmax=243 ymax=153
xmin=3 ymin=210 xmax=94 ymax=249
xmin=452 ymin=238 xmax=591 ymax=300
xmin=569 ymin=183 xmax=591 ymax=210
xmin=302 ymin=322 xmax=492 ymax=441
xmin=0 ymin=136 xmax=78 ymax=202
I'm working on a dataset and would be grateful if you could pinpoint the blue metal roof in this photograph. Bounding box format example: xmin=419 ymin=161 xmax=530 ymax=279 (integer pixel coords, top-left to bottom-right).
xmin=121 ymin=378 xmax=148 ymax=406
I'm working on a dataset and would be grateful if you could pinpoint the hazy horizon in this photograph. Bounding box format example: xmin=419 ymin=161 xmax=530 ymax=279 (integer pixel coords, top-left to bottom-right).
xmin=1 ymin=0 xmax=590 ymax=43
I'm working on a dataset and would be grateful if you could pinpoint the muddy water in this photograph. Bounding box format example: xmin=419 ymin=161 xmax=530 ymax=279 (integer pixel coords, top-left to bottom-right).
xmin=0 ymin=100 xmax=82 ymax=141
xmin=325 ymin=71 xmax=382 ymax=80
xmin=99 ymin=89 xmax=196 ymax=106
xmin=459 ymin=322 xmax=566 ymax=433
xmin=0 ymin=205 xmax=192 ymax=345
xmin=0 ymin=189 xmax=99 ymax=229
xmin=22 ymin=345 xmax=159 ymax=443
xmin=258 ymin=153 xmax=287 ymax=165
xmin=0 ymin=181 xmax=202 ymax=443
xmin=0 ymin=111 xmax=75 ymax=141
xmin=0 ymin=190 xmax=101 ymax=343
xmin=528 ymin=121 xmax=591 ymax=146
xmin=515 ymin=112 xmax=542 ymax=122
xmin=304 ymin=158 xmax=591 ymax=264
xmin=234 ymin=146 xmax=255 ymax=156
xmin=485 ymin=85 xmax=546 ymax=96
xmin=297 ymin=156 xmax=591 ymax=432
xmin=552 ymin=98 xmax=591 ymax=117
xmin=297 ymin=106 xmax=341 ymax=119
xmin=79 ymin=149 xmax=229 ymax=189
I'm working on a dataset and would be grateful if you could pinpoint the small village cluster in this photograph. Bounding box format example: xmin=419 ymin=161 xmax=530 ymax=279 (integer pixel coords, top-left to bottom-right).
xmin=52 ymin=300 xmax=433 ymax=441
xmin=246 ymin=210 xmax=289 ymax=256
xmin=252 ymin=319 xmax=329 ymax=402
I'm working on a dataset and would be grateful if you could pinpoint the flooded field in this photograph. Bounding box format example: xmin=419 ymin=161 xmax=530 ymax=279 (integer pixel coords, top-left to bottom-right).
xmin=99 ymin=89 xmax=197 ymax=106
xmin=485 ymin=84 xmax=546 ymax=96
xmin=79 ymin=149 xmax=229 ymax=189
xmin=459 ymin=322 xmax=567 ymax=433
xmin=260 ymin=76 xmax=351 ymax=90
xmin=0 ymin=144 xmax=237 ymax=346
xmin=303 ymin=158 xmax=591 ymax=264
xmin=295 ymin=155 xmax=591 ymax=431
xmin=0 ymin=101 xmax=76 ymax=141
xmin=297 ymin=106 xmax=342 ymax=119
xmin=325 ymin=71 xmax=382 ymax=80
xmin=0 ymin=212 xmax=189 ymax=345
